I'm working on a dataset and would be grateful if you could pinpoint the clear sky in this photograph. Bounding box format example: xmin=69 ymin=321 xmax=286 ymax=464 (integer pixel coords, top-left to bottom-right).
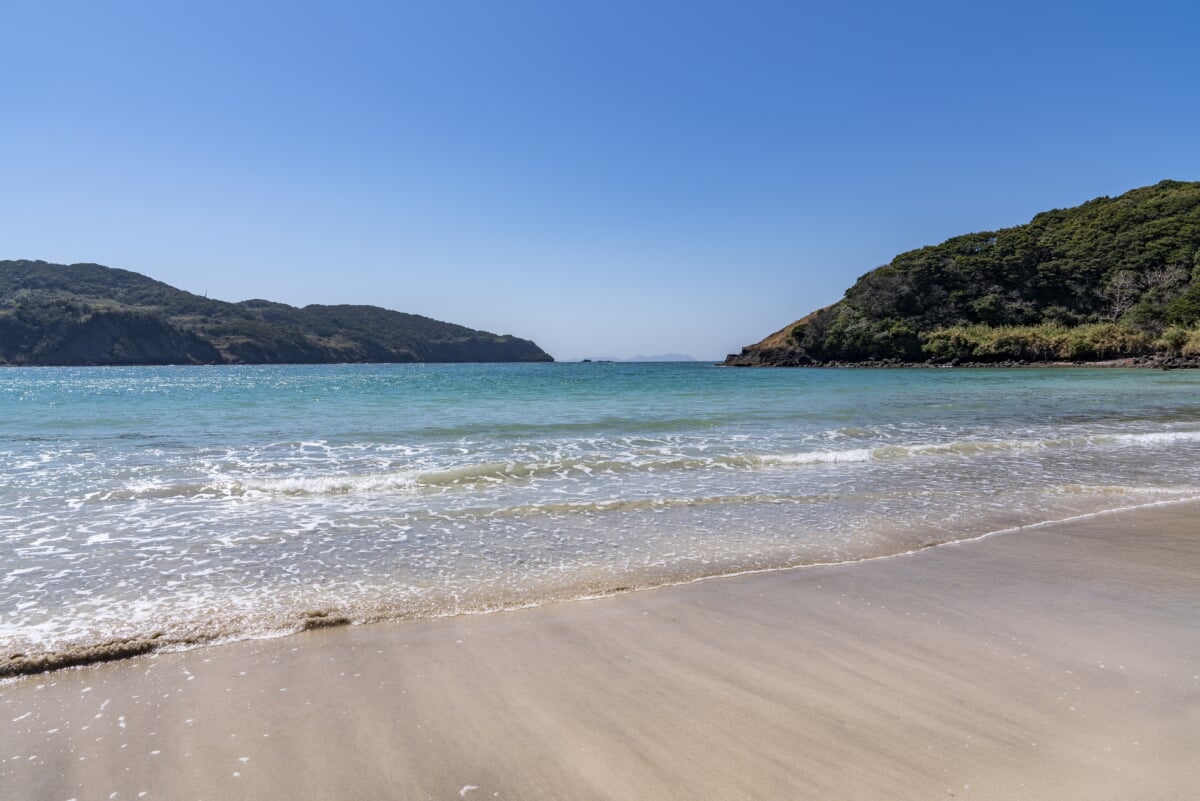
xmin=3 ymin=1 xmax=1197 ymax=361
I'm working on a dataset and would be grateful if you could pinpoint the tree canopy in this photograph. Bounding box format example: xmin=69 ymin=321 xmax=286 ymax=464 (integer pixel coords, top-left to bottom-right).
xmin=760 ymin=180 xmax=1200 ymax=364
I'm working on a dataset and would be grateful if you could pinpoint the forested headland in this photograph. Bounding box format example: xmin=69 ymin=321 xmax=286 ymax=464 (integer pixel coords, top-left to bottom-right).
xmin=0 ymin=261 xmax=552 ymax=365
xmin=726 ymin=180 xmax=1200 ymax=366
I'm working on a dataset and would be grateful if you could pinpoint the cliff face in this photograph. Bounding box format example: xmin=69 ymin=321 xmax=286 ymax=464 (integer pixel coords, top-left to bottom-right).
xmin=724 ymin=312 xmax=824 ymax=366
xmin=30 ymin=310 xmax=222 ymax=366
xmin=0 ymin=261 xmax=553 ymax=366
xmin=725 ymin=180 xmax=1200 ymax=366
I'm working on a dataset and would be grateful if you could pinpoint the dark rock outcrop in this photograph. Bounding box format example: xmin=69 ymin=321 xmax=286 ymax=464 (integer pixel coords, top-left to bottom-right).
xmin=723 ymin=346 xmax=812 ymax=367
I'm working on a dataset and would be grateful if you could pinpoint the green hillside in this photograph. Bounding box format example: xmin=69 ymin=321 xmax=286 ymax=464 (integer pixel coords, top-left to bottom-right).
xmin=0 ymin=261 xmax=553 ymax=365
xmin=726 ymin=180 xmax=1200 ymax=365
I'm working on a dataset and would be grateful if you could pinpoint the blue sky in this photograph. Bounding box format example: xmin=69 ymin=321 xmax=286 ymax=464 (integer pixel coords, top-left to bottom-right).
xmin=3 ymin=1 xmax=1197 ymax=360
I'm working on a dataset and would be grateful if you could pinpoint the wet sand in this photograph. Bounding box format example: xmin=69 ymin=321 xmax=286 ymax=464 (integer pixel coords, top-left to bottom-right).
xmin=3 ymin=503 xmax=1199 ymax=801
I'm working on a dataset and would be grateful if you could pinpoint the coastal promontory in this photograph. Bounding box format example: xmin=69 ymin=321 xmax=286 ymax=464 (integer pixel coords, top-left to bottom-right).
xmin=0 ymin=260 xmax=553 ymax=365
xmin=726 ymin=180 xmax=1200 ymax=366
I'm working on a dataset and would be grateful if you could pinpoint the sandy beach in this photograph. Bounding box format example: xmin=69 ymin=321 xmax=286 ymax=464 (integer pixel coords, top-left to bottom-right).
xmin=3 ymin=502 xmax=1198 ymax=801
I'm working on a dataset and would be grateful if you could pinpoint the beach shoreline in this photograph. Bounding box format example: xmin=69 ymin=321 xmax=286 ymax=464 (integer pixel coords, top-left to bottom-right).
xmin=7 ymin=497 xmax=1197 ymax=681
xmin=3 ymin=502 xmax=1199 ymax=800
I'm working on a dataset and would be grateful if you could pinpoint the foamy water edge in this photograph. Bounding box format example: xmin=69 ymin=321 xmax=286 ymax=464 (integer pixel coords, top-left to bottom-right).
xmin=6 ymin=494 xmax=1197 ymax=683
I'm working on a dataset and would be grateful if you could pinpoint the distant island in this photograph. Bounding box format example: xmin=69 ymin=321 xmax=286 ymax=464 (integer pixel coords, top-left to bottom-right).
xmin=579 ymin=354 xmax=699 ymax=363
xmin=725 ymin=180 xmax=1200 ymax=367
xmin=626 ymin=353 xmax=698 ymax=363
xmin=0 ymin=261 xmax=553 ymax=365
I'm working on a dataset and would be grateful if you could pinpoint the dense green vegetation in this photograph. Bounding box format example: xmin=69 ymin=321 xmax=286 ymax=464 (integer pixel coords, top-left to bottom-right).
xmin=748 ymin=180 xmax=1200 ymax=364
xmin=0 ymin=261 xmax=553 ymax=365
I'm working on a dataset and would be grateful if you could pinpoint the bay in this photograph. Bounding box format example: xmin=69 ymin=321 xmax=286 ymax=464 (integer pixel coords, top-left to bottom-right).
xmin=3 ymin=363 xmax=1199 ymax=673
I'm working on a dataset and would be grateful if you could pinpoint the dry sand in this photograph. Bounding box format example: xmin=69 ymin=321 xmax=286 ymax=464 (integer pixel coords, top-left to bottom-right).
xmin=3 ymin=502 xmax=1199 ymax=800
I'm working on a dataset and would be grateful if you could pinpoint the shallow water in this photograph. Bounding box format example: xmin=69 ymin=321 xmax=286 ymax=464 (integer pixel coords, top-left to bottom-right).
xmin=3 ymin=363 xmax=1199 ymax=672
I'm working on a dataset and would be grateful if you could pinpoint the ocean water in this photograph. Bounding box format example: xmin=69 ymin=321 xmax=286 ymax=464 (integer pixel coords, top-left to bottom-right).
xmin=3 ymin=362 xmax=1200 ymax=674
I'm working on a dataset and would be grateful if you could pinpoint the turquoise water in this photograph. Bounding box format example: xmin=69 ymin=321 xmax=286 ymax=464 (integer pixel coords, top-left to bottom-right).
xmin=4 ymin=363 xmax=1200 ymax=671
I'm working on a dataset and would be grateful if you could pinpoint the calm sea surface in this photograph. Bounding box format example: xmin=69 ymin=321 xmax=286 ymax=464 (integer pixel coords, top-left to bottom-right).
xmin=4 ymin=363 xmax=1200 ymax=670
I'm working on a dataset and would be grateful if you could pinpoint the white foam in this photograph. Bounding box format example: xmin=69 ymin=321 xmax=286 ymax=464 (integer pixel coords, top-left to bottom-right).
xmin=8 ymin=363 xmax=1200 ymax=676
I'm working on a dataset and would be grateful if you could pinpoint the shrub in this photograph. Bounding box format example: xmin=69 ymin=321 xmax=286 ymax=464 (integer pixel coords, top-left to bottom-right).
xmin=1182 ymin=327 xmax=1200 ymax=357
xmin=921 ymin=322 xmax=1151 ymax=362
xmin=1155 ymin=325 xmax=1190 ymax=356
